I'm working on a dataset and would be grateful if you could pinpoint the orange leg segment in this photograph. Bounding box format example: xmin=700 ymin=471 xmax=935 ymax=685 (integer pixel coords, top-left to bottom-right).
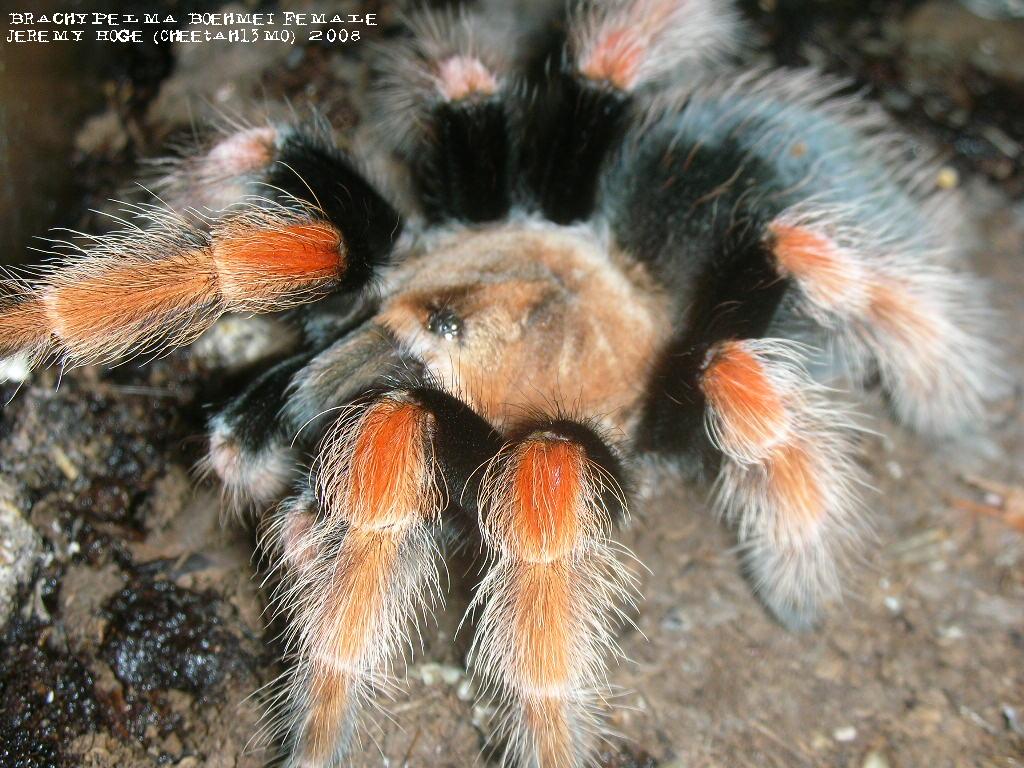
xmin=471 ymin=429 xmax=634 ymax=768
xmin=701 ymin=339 xmax=864 ymax=628
xmin=277 ymin=395 xmax=444 ymax=767
xmin=0 ymin=205 xmax=345 ymax=369
xmin=766 ymin=214 xmax=998 ymax=434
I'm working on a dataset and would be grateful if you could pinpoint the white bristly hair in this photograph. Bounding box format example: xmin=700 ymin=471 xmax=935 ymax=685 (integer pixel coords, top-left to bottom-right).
xmin=702 ymin=339 xmax=870 ymax=630
xmin=570 ymin=0 xmax=742 ymax=91
xmin=468 ymin=436 xmax=638 ymax=768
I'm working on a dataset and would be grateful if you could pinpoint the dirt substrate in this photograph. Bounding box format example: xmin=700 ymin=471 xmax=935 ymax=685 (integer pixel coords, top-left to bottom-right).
xmin=1 ymin=2 xmax=1022 ymax=767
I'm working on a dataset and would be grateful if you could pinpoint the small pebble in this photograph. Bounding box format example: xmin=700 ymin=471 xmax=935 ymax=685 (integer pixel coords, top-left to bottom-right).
xmin=883 ymin=595 xmax=902 ymax=614
xmin=936 ymin=166 xmax=959 ymax=189
xmin=192 ymin=316 xmax=296 ymax=371
xmin=886 ymin=461 xmax=903 ymax=480
xmin=1003 ymin=704 xmax=1024 ymax=736
xmin=0 ymin=481 xmax=43 ymax=628
xmin=939 ymin=625 xmax=965 ymax=640
xmin=50 ymin=446 xmax=80 ymax=482
xmin=661 ymin=606 xmax=692 ymax=633
xmin=862 ymin=750 xmax=891 ymax=768
xmin=456 ymin=678 xmax=474 ymax=702
xmin=833 ymin=725 xmax=858 ymax=742
xmin=417 ymin=662 xmax=463 ymax=686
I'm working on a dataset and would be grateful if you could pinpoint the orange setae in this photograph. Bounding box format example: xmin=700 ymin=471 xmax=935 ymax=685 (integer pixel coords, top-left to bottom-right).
xmin=702 ymin=342 xmax=789 ymax=454
xmin=767 ymin=441 xmax=826 ymax=544
xmin=214 ymin=222 xmax=345 ymax=306
xmin=770 ymin=222 xmax=865 ymax=313
xmin=0 ymin=293 xmax=50 ymax=355
xmin=344 ymin=400 xmax=433 ymax=529
xmin=45 ymin=250 xmax=218 ymax=354
xmin=505 ymin=438 xmax=587 ymax=563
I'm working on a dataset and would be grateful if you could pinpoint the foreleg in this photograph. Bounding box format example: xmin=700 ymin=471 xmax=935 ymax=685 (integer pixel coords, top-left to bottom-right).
xmin=266 ymin=386 xmax=501 ymax=767
xmin=469 ymin=420 xmax=637 ymax=767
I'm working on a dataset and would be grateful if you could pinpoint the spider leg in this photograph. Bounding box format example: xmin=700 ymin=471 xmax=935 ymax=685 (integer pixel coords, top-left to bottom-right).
xmin=525 ymin=0 xmax=740 ymax=223
xmin=698 ymin=338 xmax=866 ymax=629
xmin=0 ymin=126 xmax=401 ymax=370
xmin=569 ymin=0 xmax=740 ymax=91
xmin=764 ymin=206 xmax=999 ymax=434
xmin=153 ymin=121 xmax=398 ymax=243
xmin=149 ymin=123 xmax=286 ymax=213
xmin=605 ymin=68 xmax=1000 ymax=437
xmin=205 ymin=352 xmax=312 ymax=513
xmin=613 ymin=194 xmax=869 ymax=627
xmin=469 ymin=419 xmax=635 ymax=768
xmin=602 ymin=88 xmax=886 ymax=626
xmin=598 ymin=70 xmax=999 ymax=627
xmin=205 ymin=323 xmax=400 ymax=513
xmin=267 ymin=386 xmax=500 ymax=767
xmin=376 ymin=8 xmax=514 ymax=223
xmin=633 ymin=254 xmax=866 ymax=628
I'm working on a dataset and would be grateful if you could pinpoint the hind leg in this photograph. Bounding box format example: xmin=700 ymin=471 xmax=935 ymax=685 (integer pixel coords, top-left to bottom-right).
xmin=699 ymin=338 xmax=867 ymax=629
xmin=766 ymin=204 xmax=1001 ymax=434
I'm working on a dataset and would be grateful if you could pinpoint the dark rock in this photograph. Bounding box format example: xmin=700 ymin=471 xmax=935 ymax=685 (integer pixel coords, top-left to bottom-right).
xmin=100 ymin=577 xmax=246 ymax=696
xmin=0 ymin=619 xmax=104 ymax=768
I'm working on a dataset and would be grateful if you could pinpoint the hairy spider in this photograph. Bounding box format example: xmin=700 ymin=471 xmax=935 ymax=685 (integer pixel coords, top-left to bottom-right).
xmin=0 ymin=1 xmax=1001 ymax=766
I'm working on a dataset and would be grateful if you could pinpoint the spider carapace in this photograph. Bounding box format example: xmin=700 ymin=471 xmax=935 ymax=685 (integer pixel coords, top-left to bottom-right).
xmin=0 ymin=1 xmax=998 ymax=766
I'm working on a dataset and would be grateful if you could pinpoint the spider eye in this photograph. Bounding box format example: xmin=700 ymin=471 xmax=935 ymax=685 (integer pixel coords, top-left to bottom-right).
xmin=426 ymin=307 xmax=463 ymax=341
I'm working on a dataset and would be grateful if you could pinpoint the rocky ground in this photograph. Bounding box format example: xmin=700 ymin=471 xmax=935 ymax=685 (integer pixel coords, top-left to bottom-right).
xmin=0 ymin=1 xmax=1022 ymax=767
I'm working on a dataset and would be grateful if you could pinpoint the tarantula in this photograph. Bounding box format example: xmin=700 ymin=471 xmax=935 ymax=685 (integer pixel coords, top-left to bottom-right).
xmin=0 ymin=1 xmax=1000 ymax=766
